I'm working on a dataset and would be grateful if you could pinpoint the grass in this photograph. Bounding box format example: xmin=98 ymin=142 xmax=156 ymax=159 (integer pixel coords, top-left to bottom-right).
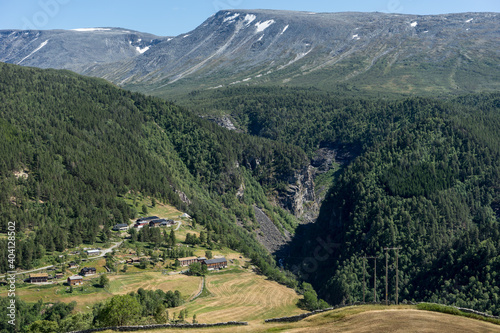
xmin=107 ymin=272 xmax=201 ymax=299
xmin=100 ymin=304 xmax=500 ymax=333
xmin=417 ymin=303 xmax=500 ymax=326
xmin=122 ymin=192 xmax=183 ymax=222
xmin=171 ymin=271 xmax=305 ymax=324
xmin=0 ymin=271 xmax=202 ymax=312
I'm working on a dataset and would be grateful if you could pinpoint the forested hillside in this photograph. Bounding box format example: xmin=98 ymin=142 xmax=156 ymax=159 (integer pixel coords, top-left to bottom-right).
xmin=1 ymin=62 xmax=499 ymax=317
xmin=0 ymin=63 xmax=305 ymax=285
xmin=176 ymin=87 xmax=500 ymax=315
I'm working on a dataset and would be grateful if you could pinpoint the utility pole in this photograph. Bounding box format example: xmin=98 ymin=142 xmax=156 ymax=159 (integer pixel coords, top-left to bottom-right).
xmin=374 ymin=257 xmax=377 ymax=303
xmin=384 ymin=247 xmax=402 ymax=305
xmin=363 ymin=256 xmax=378 ymax=303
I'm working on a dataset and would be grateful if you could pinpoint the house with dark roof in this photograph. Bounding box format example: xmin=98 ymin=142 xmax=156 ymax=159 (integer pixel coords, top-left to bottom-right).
xmin=112 ymin=223 xmax=129 ymax=231
xmin=80 ymin=267 xmax=96 ymax=276
xmin=202 ymin=257 xmax=228 ymax=270
xmin=68 ymin=262 xmax=78 ymax=269
xmin=149 ymin=219 xmax=166 ymax=227
xmin=136 ymin=216 xmax=158 ymax=223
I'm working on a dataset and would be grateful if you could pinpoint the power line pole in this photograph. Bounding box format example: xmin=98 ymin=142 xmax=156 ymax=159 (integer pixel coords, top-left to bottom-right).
xmin=384 ymin=247 xmax=402 ymax=305
xmin=374 ymin=256 xmax=377 ymax=303
xmin=385 ymin=249 xmax=388 ymax=306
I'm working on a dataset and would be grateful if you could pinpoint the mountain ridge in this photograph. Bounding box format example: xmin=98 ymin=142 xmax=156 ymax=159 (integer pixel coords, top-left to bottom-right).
xmin=1 ymin=10 xmax=499 ymax=97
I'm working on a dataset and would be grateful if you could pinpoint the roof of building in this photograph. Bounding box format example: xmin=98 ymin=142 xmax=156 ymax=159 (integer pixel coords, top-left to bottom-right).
xmin=30 ymin=273 xmax=48 ymax=278
xmin=137 ymin=216 xmax=159 ymax=222
xmin=81 ymin=267 xmax=96 ymax=271
xmin=68 ymin=275 xmax=83 ymax=280
xmin=204 ymin=257 xmax=227 ymax=265
xmin=114 ymin=223 xmax=128 ymax=228
xmin=178 ymin=256 xmax=198 ymax=261
xmin=87 ymin=249 xmax=100 ymax=253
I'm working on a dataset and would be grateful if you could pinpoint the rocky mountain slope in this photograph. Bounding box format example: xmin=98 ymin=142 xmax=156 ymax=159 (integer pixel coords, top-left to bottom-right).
xmin=1 ymin=10 xmax=499 ymax=96
xmin=0 ymin=27 xmax=166 ymax=73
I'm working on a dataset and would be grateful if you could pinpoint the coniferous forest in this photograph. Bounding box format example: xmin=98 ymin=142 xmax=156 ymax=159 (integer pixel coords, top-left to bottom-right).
xmin=179 ymin=87 xmax=500 ymax=315
xmin=0 ymin=60 xmax=500 ymax=327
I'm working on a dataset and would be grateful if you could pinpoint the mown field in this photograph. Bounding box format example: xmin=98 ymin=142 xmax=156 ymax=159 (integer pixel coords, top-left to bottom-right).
xmin=98 ymin=305 xmax=500 ymax=333
xmin=174 ymin=270 xmax=306 ymax=323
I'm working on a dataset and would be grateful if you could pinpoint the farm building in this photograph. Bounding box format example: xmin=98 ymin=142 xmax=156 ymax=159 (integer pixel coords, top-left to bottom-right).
xmin=161 ymin=219 xmax=175 ymax=227
xmin=68 ymin=262 xmax=78 ymax=269
xmin=86 ymin=249 xmax=100 ymax=256
xmin=67 ymin=275 xmax=83 ymax=286
xmin=112 ymin=223 xmax=129 ymax=231
xmin=202 ymin=257 xmax=228 ymax=270
xmin=80 ymin=267 xmax=97 ymax=276
xmin=178 ymin=256 xmax=199 ymax=266
xmin=136 ymin=216 xmax=158 ymax=223
xmin=126 ymin=257 xmax=142 ymax=264
xmin=149 ymin=219 xmax=164 ymax=227
xmin=29 ymin=273 xmax=49 ymax=283
xmin=55 ymin=273 xmax=64 ymax=279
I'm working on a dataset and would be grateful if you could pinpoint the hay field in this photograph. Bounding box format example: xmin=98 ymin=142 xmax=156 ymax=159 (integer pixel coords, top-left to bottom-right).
xmin=174 ymin=271 xmax=305 ymax=324
xmin=107 ymin=272 xmax=202 ymax=299
xmin=98 ymin=306 xmax=500 ymax=333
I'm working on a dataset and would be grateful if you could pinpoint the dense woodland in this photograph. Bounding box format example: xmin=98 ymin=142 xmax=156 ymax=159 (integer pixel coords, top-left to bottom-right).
xmin=1 ymin=62 xmax=500 ymax=329
xmin=0 ymin=63 xmax=303 ymax=287
xmin=181 ymin=86 xmax=500 ymax=315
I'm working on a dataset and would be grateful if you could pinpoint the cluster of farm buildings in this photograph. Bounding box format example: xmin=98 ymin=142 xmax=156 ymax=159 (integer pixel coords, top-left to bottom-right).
xmin=28 ymin=265 xmax=97 ymax=285
xmin=178 ymin=256 xmax=228 ymax=270
xmin=113 ymin=216 xmax=176 ymax=231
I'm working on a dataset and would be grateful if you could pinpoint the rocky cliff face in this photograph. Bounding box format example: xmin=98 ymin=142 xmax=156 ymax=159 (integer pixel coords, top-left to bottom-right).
xmin=279 ymin=165 xmax=316 ymax=218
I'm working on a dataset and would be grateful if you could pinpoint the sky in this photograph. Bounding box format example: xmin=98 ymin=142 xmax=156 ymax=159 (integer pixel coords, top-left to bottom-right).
xmin=0 ymin=0 xmax=499 ymax=36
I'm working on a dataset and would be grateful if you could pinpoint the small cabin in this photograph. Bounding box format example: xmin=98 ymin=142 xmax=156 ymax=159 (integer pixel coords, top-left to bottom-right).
xmin=86 ymin=249 xmax=100 ymax=256
xmin=29 ymin=273 xmax=48 ymax=284
xmin=67 ymin=275 xmax=83 ymax=286
xmin=112 ymin=223 xmax=129 ymax=231
xmin=68 ymin=262 xmax=78 ymax=269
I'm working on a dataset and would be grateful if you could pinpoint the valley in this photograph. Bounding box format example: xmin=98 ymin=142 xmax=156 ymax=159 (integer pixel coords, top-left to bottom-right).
xmin=0 ymin=7 xmax=499 ymax=333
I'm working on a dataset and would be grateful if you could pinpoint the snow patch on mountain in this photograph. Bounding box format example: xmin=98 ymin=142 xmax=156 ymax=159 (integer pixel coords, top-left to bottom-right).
xmin=72 ymin=28 xmax=111 ymax=32
xmin=244 ymin=14 xmax=257 ymax=26
xmin=18 ymin=39 xmax=48 ymax=64
xmin=136 ymin=46 xmax=150 ymax=54
xmin=224 ymin=13 xmax=240 ymax=22
xmin=255 ymin=20 xmax=275 ymax=33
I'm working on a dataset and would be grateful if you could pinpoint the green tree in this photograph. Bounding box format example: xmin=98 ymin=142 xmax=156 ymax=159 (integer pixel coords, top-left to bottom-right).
xmin=26 ymin=320 xmax=60 ymax=333
xmin=99 ymin=274 xmax=109 ymax=288
xmin=94 ymin=295 xmax=141 ymax=327
xmin=205 ymin=250 xmax=213 ymax=259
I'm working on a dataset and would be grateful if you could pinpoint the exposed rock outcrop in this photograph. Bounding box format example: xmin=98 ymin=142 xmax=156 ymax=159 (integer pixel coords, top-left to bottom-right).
xmin=254 ymin=206 xmax=290 ymax=253
xmin=278 ymin=165 xmax=316 ymax=219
